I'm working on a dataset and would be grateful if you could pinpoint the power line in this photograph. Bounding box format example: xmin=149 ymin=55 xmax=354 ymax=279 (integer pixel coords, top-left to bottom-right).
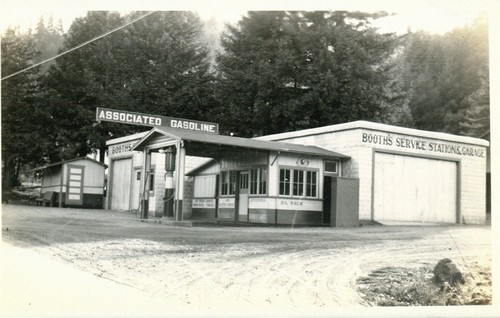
xmin=1 ymin=11 xmax=157 ymax=81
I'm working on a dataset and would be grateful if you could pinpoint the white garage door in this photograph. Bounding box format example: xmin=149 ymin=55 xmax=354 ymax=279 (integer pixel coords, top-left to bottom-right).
xmin=110 ymin=158 xmax=132 ymax=211
xmin=373 ymin=153 xmax=457 ymax=223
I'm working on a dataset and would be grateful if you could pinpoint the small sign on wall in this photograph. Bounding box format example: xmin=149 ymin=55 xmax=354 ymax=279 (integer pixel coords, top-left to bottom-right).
xmin=278 ymin=198 xmax=322 ymax=211
xmin=192 ymin=198 xmax=216 ymax=209
xmin=218 ymin=198 xmax=235 ymax=208
xmin=361 ymin=132 xmax=485 ymax=158
xmin=109 ymin=142 xmax=135 ymax=158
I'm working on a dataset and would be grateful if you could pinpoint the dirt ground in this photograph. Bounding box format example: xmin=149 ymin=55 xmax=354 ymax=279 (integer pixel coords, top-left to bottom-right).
xmin=1 ymin=204 xmax=493 ymax=315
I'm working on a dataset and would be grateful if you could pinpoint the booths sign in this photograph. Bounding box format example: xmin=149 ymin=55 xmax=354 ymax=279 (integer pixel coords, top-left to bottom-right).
xmin=362 ymin=132 xmax=485 ymax=158
xmin=96 ymin=107 xmax=219 ymax=134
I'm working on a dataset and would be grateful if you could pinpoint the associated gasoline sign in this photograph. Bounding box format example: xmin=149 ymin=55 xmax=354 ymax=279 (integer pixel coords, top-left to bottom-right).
xmin=96 ymin=107 xmax=218 ymax=134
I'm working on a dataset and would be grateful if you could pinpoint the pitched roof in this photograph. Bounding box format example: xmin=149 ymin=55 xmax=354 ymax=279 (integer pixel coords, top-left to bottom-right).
xmin=132 ymin=126 xmax=349 ymax=159
xmin=258 ymin=120 xmax=490 ymax=147
xmin=34 ymin=157 xmax=107 ymax=171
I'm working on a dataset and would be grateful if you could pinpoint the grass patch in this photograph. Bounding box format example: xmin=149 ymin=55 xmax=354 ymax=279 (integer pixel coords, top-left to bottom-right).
xmin=357 ymin=262 xmax=491 ymax=306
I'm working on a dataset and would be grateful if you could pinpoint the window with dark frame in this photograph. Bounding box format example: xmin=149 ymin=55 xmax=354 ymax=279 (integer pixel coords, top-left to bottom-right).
xmin=293 ymin=169 xmax=304 ymax=196
xmin=259 ymin=168 xmax=267 ymax=195
xmin=250 ymin=168 xmax=267 ymax=195
xmin=240 ymin=172 xmax=249 ymax=190
xmin=221 ymin=171 xmax=237 ymax=196
xmin=279 ymin=169 xmax=291 ymax=196
xmin=306 ymin=171 xmax=317 ymax=197
xmin=325 ymin=161 xmax=338 ymax=174
xmin=279 ymin=168 xmax=317 ymax=198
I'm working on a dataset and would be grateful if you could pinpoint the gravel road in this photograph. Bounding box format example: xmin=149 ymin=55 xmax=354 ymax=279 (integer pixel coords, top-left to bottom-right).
xmin=1 ymin=204 xmax=492 ymax=315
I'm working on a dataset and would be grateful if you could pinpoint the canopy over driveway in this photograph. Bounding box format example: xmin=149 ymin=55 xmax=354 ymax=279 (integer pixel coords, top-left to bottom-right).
xmin=132 ymin=126 xmax=348 ymax=159
xmin=131 ymin=126 xmax=348 ymax=220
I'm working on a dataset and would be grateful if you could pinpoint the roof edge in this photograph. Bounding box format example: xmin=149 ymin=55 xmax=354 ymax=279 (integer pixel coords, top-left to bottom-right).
xmin=34 ymin=157 xmax=107 ymax=171
xmin=106 ymin=131 xmax=149 ymax=146
xmin=257 ymin=121 xmax=490 ymax=147
xmin=132 ymin=127 xmax=181 ymax=152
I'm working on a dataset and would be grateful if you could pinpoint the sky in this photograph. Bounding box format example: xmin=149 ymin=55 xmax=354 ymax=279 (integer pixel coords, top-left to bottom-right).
xmin=0 ymin=0 xmax=496 ymax=35
xmin=1 ymin=0 xmax=499 ymax=148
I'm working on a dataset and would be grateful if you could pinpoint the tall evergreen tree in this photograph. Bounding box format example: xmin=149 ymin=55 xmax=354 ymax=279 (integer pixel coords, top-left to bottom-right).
xmin=1 ymin=28 xmax=48 ymax=191
xmin=44 ymin=11 xmax=217 ymax=162
xmin=400 ymin=15 xmax=489 ymax=135
xmin=459 ymin=74 xmax=490 ymax=137
xmin=33 ymin=15 xmax=64 ymax=73
xmin=44 ymin=11 xmax=127 ymax=162
xmin=215 ymin=11 xmax=399 ymax=137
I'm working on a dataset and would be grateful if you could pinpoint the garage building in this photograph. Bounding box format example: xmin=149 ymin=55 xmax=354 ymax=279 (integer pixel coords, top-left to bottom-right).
xmin=105 ymin=120 xmax=488 ymax=225
xmin=258 ymin=121 xmax=488 ymax=224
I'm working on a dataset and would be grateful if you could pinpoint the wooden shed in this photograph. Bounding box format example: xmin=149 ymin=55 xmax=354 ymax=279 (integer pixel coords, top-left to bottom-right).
xmin=34 ymin=157 xmax=107 ymax=208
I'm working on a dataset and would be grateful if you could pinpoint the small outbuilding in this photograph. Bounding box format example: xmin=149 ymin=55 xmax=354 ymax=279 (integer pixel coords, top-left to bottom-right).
xmin=34 ymin=157 xmax=107 ymax=208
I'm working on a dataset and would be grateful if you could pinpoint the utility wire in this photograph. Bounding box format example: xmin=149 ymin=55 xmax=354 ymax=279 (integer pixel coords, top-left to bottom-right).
xmin=1 ymin=11 xmax=157 ymax=81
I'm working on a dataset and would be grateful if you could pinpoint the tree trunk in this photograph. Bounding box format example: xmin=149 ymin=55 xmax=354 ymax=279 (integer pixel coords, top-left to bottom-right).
xmin=2 ymin=156 xmax=20 ymax=194
xmin=99 ymin=145 xmax=106 ymax=163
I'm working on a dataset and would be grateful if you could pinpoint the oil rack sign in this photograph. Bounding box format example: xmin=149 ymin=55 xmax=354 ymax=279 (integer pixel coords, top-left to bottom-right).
xmin=96 ymin=107 xmax=219 ymax=134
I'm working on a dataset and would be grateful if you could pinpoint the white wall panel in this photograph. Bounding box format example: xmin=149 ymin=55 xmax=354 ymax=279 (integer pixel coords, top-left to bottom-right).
xmin=373 ymin=153 xmax=457 ymax=223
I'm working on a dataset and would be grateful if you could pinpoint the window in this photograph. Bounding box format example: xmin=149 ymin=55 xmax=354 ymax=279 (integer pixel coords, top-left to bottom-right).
xmin=306 ymin=171 xmax=317 ymax=197
xmin=250 ymin=168 xmax=267 ymax=195
xmin=221 ymin=171 xmax=237 ymax=195
xmin=293 ymin=170 xmax=304 ymax=196
xmin=240 ymin=173 xmax=249 ymax=190
xmin=279 ymin=168 xmax=317 ymax=198
xmin=325 ymin=161 xmax=338 ymax=174
xmin=259 ymin=168 xmax=267 ymax=195
xmin=279 ymin=169 xmax=291 ymax=196
xmin=136 ymin=171 xmax=141 ymax=181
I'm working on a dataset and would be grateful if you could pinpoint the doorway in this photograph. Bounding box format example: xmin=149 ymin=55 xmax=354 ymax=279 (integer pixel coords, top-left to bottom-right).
xmin=323 ymin=176 xmax=332 ymax=224
xmin=238 ymin=171 xmax=249 ymax=221
xmin=131 ymin=168 xmax=142 ymax=211
xmin=110 ymin=158 xmax=132 ymax=210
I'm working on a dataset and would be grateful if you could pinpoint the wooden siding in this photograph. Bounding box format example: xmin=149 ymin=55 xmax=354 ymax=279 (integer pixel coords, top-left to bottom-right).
xmin=276 ymin=210 xmax=322 ymax=225
xmin=217 ymin=209 xmax=236 ymax=220
xmin=249 ymin=209 xmax=322 ymax=225
xmin=249 ymin=209 xmax=275 ymax=223
xmin=191 ymin=208 xmax=216 ymax=220
xmin=40 ymin=159 xmax=105 ymax=198
xmin=221 ymin=151 xmax=267 ymax=169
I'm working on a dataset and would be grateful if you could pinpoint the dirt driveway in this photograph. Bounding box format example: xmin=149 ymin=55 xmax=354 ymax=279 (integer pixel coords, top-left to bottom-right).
xmin=1 ymin=204 xmax=492 ymax=314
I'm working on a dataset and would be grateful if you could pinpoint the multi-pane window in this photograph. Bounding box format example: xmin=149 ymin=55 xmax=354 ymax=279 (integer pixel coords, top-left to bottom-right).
xmin=306 ymin=171 xmax=317 ymax=197
xmin=221 ymin=171 xmax=237 ymax=195
xmin=240 ymin=173 xmax=249 ymax=190
xmin=293 ymin=170 xmax=304 ymax=196
xmin=250 ymin=168 xmax=267 ymax=195
xmin=279 ymin=168 xmax=317 ymax=198
xmin=279 ymin=169 xmax=291 ymax=196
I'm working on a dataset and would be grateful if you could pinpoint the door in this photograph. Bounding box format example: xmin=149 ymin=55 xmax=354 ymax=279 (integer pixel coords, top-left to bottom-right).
xmin=373 ymin=153 xmax=457 ymax=223
xmin=66 ymin=164 xmax=84 ymax=205
xmin=322 ymin=176 xmax=332 ymax=224
xmin=110 ymin=158 xmax=133 ymax=211
xmin=131 ymin=168 xmax=142 ymax=211
xmin=238 ymin=171 xmax=249 ymax=221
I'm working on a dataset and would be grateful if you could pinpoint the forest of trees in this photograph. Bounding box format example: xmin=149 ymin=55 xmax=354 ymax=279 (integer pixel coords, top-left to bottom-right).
xmin=1 ymin=11 xmax=490 ymax=191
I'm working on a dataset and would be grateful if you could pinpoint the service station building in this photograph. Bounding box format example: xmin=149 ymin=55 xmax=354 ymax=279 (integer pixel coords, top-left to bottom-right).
xmin=104 ymin=115 xmax=489 ymax=226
